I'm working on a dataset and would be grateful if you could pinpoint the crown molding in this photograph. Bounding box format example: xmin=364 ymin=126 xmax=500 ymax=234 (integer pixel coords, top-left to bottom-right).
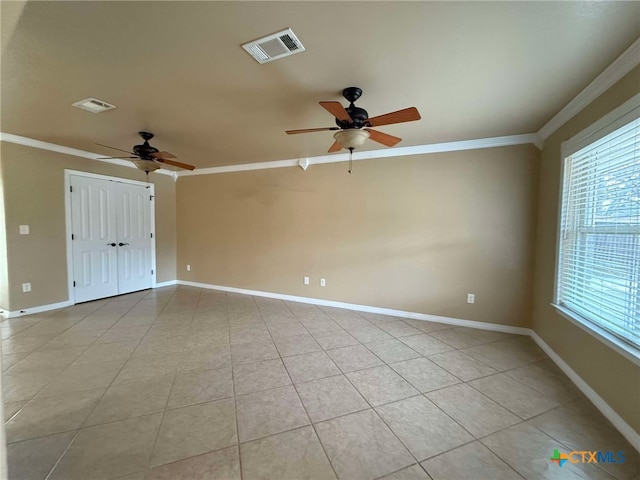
xmin=537 ymin=36 xmax=640 ymax=142
xmin=0 ymin=131 xmax=539 ymax=178
xmin=0 ymin=132 xmax=175 ymax=177
xmin=176 ymin=133 xmax=540 ymax=177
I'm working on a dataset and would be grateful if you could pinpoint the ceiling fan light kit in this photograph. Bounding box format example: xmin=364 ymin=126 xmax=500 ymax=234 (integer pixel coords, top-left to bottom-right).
xmin=334 ymin=129 xmax=370 ymax=150
xmin=133 ymin=159 xmax=161 ymax=173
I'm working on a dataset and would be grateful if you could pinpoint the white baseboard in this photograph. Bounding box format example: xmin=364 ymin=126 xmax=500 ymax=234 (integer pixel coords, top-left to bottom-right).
xmin=0 ymin=300 xmax=73 ymax=319
xmin=530 ymin=331 xmax=640 ymax=452
xmin=154 ymin=280 xmax=178 ymax=288
xmin=176 ymin=280 xmax=530 ymax=335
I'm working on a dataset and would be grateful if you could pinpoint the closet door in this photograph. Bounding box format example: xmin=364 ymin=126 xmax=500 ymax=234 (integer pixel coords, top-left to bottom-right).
xmin=70 ymin=175 xmax=119 ymax=303
xmin=116 ymin=182 xmax=153 ymax=294
xmin=70 ymin=175 xmax=153 ymax=303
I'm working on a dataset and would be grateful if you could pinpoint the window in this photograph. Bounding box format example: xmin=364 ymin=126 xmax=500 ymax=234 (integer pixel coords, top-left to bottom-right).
xmin=557 ymin=105 xmax=639 ymax=351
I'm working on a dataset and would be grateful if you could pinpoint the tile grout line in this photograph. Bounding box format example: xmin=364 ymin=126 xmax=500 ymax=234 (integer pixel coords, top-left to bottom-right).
xmin=39 ymin=290 xmax=156 ymax=480
xmin=297 ymin=307 xmax=441 ymax=472
xmin=43 ymin=429 xmax=82 ymax=480
xmin=265 ymin=296 xmax=342 ymax=480
xmin=251 ymin=297 xmax=340 ymax=478
xmin=226 ymin=293 xmax=245 ymax=480
xmin=5 ymin=293 xmax=153 ymax=437
xmin=2 ymin=301 xmax=108 ymax=407
xmin=49 ymin=288 xmax=173 ymax=476
xmin=332 ymin=352 xmax=434 ymax=475
xmin=3 ymin=297 xmax=176 ymax=438
xmin=144 ymin=286 xmax=198 ymax=473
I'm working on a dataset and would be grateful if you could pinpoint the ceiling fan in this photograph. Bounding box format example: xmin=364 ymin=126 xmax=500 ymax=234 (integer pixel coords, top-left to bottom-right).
xmin=286 ymin=87 xmax=421 ymax=154
xmin=96 ymin=131 xmax=195 ymax=173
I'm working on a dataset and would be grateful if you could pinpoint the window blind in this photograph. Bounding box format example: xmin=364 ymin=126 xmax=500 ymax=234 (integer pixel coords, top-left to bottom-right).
xmin=558 ymin=117 xmax=640 ymax=348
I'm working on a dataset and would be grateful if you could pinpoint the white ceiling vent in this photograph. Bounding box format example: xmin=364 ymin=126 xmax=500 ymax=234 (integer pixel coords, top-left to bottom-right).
xmin=242 ymin=28 xmax=305 ymax=64
xmin=72 ymin=97 xmax=116 ymax=113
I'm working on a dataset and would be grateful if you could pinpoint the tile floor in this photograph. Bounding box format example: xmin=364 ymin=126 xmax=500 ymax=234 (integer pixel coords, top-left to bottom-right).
xmin=2 ymin=286 xmax=638 ymax=480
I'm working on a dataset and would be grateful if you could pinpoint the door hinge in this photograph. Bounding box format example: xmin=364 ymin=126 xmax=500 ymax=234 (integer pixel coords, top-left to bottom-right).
xmin=150 ymin=233 xmax=153 ymax=238
xmin=70 ymin=186 xmax=73 ymax=193
xmin=150 ymin=195 xmax=154 ymax=201
xmin=73 ymin=281 xmax=76 ymax=287
xmin=151 ymin=269 xmax=154 ymax=275
xmin=71 ymin=233 xmax=75 ymax=240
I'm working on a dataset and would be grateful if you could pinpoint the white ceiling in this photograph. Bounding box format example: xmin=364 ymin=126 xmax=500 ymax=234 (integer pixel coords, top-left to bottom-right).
xmin=2 ymin=1 xmax=639 ymax=169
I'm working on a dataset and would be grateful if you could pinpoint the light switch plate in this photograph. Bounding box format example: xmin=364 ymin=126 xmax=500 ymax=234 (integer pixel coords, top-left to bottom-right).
xmin=19 ymin=225 xmax=30 ymax=235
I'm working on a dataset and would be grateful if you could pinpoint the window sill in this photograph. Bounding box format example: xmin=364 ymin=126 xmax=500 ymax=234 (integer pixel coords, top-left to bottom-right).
xmin=551 ymin=303 xmax=640 ymax=367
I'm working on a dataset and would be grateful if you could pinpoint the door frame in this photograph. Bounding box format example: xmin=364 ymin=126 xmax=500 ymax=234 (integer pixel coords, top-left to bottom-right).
xmin=64 ymin=169 xmax=157 ymax=305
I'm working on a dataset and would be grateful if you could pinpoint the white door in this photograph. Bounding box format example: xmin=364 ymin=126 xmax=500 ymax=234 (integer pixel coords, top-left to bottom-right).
xmin=116 ymin=182 xmax=153 ymax=294
xmin=70 ymin=175 xmax=153 ymax=303
xmin=70 ymin=175 xmax=119 ymax=303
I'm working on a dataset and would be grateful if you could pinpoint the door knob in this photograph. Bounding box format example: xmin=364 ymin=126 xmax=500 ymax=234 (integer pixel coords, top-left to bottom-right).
xmin=106 ymin=243 xmax=116 ymax=247
xmin=118 ymin=242 xmax=130 ymax=246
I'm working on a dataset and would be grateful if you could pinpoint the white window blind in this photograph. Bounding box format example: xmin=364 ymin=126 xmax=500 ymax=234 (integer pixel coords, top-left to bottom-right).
xmin=558 ymin=117 xmax=640 ymax=348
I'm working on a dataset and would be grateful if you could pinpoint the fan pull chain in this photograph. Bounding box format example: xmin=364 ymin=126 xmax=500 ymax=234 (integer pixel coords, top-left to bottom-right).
xmin=348 ymin=147 xmax=354 ymax=174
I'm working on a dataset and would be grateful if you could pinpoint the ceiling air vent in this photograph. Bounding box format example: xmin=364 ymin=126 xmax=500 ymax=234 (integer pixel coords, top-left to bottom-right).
xmin=242 ymin=28 xmax=305 ymax=64
xmin=72 ymin=97 xmax=116 ymax=113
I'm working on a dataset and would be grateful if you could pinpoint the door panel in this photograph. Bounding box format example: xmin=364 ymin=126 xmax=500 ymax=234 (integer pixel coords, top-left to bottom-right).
xmin=116 ymin=182 xmax=152 ymax=295
xmin=71 ymin=176 xmax=119 ymax=303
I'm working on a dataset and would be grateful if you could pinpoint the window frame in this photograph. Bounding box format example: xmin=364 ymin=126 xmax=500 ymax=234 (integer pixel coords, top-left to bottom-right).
xmin=553 ymin=93 xmax=640 ymax=366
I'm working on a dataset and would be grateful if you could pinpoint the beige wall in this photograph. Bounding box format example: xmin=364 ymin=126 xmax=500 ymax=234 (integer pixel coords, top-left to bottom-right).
xmin=0 ymin=152 xmax=9 ymax=310
xmin=532 ymin=65 xmax=640 ymax=432
xmin=177 ymin=145 xmax=539 ymax=327
xmin=0 ymin=142 xmax=177 ymax=312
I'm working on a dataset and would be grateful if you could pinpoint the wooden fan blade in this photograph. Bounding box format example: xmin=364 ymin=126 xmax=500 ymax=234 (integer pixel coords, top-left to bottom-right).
xmin=96 ymin=156 xmax=138 ymax=159
xmin=319 ymin=101 xmax=352 ymax=122
xmin=152 ymin=151 xmax=177 ymax=160
xmin=367 ymin=107 xmax=421 ymax=127
xmin=328 ymin=141 xmax=342 ymax=153
xmin=286 ymin=127 xmax=339 ymax=135
xmin=154 ymin=158 xmax=195 ymax=171
xmin=95 ymin=143 xmax=135 ymax=155
xmin=364 ymin=129 xmax=402 ymax=147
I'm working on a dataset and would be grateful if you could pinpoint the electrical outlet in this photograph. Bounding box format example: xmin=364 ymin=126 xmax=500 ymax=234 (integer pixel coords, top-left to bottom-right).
xmin=467 ymin=293 xmax=475 ymax=304
xmin=186 ymin=265 xmax=191 ymax=271
xmin=320 ymin=278 xmax=326 ymax=287
xmin=19 ymin=225 xmax=30 ymax=235
xmin=22 ymin=282 xmax=32 ymax=293
xmin=303 ymin=276 xmax=309 ymax=285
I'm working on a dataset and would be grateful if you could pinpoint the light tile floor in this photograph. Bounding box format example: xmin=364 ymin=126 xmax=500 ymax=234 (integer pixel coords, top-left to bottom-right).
xmin=2 ymin=286 xmax=638 ymax=480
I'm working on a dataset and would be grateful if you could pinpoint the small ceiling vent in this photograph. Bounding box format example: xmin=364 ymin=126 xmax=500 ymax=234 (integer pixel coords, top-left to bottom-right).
xmin=72 ymin=97 xmax=116 ymax=113
xmin=242 ymin=28 xmax=305 ymax=64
